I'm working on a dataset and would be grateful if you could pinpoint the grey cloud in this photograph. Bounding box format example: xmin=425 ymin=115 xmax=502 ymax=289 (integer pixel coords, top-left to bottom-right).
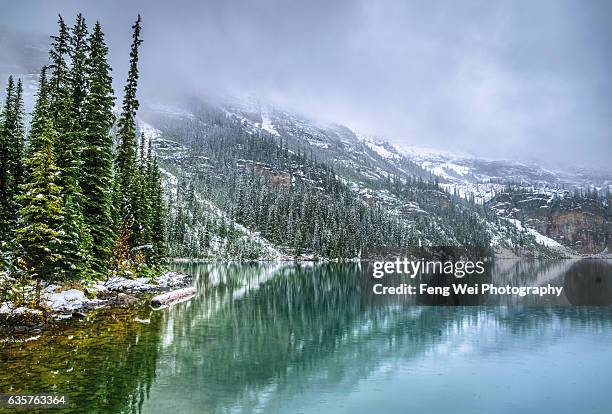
xmin=2 ymin=0 xmax=611 ymax=169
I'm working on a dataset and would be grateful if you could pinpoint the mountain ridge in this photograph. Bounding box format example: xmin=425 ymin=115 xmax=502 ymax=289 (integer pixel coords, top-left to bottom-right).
xmin=138 ymin=97 xmax=602 ymax=258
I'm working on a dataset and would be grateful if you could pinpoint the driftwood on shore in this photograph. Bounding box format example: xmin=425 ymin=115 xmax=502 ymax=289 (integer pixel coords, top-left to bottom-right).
xmin=150 ymin=287 xmax=197 ymax=308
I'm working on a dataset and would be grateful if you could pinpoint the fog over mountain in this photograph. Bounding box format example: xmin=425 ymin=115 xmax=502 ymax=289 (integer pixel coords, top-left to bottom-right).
xmin=1 ymin=0 xmax=611 ymax=170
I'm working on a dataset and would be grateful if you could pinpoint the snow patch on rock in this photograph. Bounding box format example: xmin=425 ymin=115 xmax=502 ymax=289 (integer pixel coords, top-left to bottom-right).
xmin=507 ymin=218 xmax=562 ymax=248
xmin=46 ymin=289 xmax=87 ymax=310
xmin=360 ymin=135 xmax=400 ymax=159
xmin=260 ymin=111 xmax=279 ymax=136
xmin=105 ymin=271 xmax=189 ymax=293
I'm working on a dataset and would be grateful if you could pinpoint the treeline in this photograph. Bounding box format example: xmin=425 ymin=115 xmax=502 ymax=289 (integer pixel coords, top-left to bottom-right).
xmin=497 ymin=183 xmax=611 ymax=202
xmin=0 ymin=14 xmax=167 ymax=292
xmin=159 ymin=112 xmax=418 ymax=257
xmin=384 ymin=174 xmax=534 ymax=247
xmin=162 ymin=118 xmax=507 ymax=258
xmin=168 ymin=179 xmax=265 ymax=260
xmin=158 ymin=104 xmax=542 ymax=258
xmin=172 ymin=163 xmax=416 ymax=259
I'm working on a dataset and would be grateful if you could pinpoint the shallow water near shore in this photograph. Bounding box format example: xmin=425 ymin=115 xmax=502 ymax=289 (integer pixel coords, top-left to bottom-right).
xmin=1 ymin=260 xmax=612 ymax=413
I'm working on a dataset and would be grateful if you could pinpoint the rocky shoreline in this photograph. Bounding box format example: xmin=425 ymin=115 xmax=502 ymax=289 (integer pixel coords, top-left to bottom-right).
xmin=0 ymin=271 xmax=192 ymax=334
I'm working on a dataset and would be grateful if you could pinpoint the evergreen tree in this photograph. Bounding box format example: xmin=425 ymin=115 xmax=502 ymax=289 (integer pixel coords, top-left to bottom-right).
xmin=27 ymin=68 xmax=50 ymax=156
xmin=113 ymin=15 xmax=144 ymax=263
xmin=15 ymin=116 xmax=64 ymax=285
xmin=115 ymin=15 xmax=142 ymax=231
xmin=57 ymin=193 xmax=93 ymax=281
xmin=48 ymin=15 xmax=72 ymax=130
xmin=69 ymin=14 xmax=89 ymax=129
xmin=128 ymin=133 xmax=151 ymax=250
xmin=49 ymin=14 xmax=92 ymax=281
xmin=0 ymin=76 xmax=15 ymax=242
xmin=0 ymin=77 xmax=25 ymax=243
xmin=148 ymin=151 xmax=167 ymax=265
xmin=81 ymin=21 xmax=116 ymax=277
xmin=137 ymin=138 xmax=153 ymax=246
xmin=8 ymin=79 xmax=25 ymax=201
xmin=7 ymin=13 xmax=168 ymax=287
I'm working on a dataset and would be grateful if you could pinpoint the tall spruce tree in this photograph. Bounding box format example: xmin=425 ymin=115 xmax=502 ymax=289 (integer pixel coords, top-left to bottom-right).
xmin=81 ymin=21 xmax=116 ymax=276
xmin=148 ymin=154 xmax=167 ymax=265
xmin=131 ymin=133 xmax=151 ymax=248
xmin=49 ymin=14 xmax=82 ymax=188
xmin=8 ymin=79 xmax=25 ymax=202
xmin=57 ymin=192 xmax=92 ymax=281
xmin=15 ymin=115 xmax=64 ymax=285
xmin=69 ymin=14 xmax=89 ymax=129
xmin=48 ymin=14 xmax=92 ymax=281
xmin=48 ymin=15 xmax=71 ymax=129
xmin=136 ymin=139 xmax=153 ymax=248
xmin=0 ymin=77 xmax=15 ymax=242
xmin=115 ymin=15 xmax=142 ymax=249
xmin=27 ymin=68 xmax=50 ymax=156
xmin=0 ymin=77 xmax=25 ymax=243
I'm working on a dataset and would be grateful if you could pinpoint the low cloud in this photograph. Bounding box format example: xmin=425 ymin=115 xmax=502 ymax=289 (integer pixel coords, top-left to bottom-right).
xmin=2 ymin=0 xmax=611 ymax=169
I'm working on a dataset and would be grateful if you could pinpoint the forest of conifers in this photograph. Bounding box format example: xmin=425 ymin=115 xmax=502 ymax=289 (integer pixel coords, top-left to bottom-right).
xmin=0 ymin=14 xmax=167 ymax=299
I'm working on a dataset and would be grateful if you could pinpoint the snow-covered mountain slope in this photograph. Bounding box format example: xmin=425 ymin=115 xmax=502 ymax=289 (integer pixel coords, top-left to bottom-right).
xmin=488 ymin=188 xmax=611 ymax=255
xmin=139 ymin=98 xmax=568 ymax=258
xmin=397 ymin=145 xmax=612 ymax=203
xmin=143 ymin=96 xmax=612 ymax=257
xmin=394 ymin=140 xmax=611 ymax=256
xmin=140 ymin=121 xmax=283 ymax=260
xmin=220 ymin=97 xmax=611 ymax=196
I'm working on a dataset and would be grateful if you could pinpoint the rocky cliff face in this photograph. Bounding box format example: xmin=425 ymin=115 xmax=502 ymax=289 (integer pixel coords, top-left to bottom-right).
xmin=489 ymin=192 xmax=611 ymax=254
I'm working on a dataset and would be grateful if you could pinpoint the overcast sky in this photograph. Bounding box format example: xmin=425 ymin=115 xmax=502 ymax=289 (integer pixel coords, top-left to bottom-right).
xmin=2 ymin=0 xmax=611 ymax=169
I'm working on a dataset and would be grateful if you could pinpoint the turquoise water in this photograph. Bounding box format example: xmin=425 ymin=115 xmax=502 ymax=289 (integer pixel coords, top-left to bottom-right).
xmin=2 ymin=261 xmax=612 ymax=413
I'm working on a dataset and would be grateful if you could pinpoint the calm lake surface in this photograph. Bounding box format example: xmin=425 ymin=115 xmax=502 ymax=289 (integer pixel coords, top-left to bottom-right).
xmin=2 ymin=260 xmax=612 ymax=414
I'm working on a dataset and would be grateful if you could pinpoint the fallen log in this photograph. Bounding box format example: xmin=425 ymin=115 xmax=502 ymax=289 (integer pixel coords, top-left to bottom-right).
xmin=150 ymin=287 xmax=197 ymax=308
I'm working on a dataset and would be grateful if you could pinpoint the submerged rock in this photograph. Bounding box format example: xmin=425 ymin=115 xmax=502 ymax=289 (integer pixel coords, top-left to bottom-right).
xmin=117 ymin=293 xmax=139 ymax=307
xmin=0 ymin=307 xmax=44 ymax=332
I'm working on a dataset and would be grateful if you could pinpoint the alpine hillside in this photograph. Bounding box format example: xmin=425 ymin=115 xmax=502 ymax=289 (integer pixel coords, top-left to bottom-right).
xmin=137 ymin=97 xmax=583 ymax=259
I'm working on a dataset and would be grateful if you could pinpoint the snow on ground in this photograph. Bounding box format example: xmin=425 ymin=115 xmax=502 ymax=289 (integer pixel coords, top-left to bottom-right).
xmin=439 ymin=162 xmax=470 ymax=177
xmin=0 ymin=272 xmax=191 ymax=324
xmin=359 ymin=135 xmax=399 ymax=159
xmin=105 ymin=271 xmax=190 ymax=292
xmin=260 ymin=111 xmax=279 ymax=136
xmin=45 ymin=289 xmax=105 ymax=314
xmin=366 ymin=141 xmax=396 ymax=159
xmin=422 ymin=163 xmax=446 ymax=179
xmin=0 ymin=302 xmax=11 ymax=314
xmin=159 ymin=167 xmax=179 ymax=200
xmin=306 ymin=140 xmax=330 ymax=149
xmin=192 ymin=192 xmax=283 ymax=259
xmin=397 ymin=144 xmax=474 ymax=161
xmin=439 ymin=182 xmax=505 ymax=204
xmin=507 ymin=218 xmax=562 ymax=248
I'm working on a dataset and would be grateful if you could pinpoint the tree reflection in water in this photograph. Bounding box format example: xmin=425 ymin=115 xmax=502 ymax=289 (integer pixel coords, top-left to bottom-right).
xmin=1 ymin=260 xmax=611 ymax=414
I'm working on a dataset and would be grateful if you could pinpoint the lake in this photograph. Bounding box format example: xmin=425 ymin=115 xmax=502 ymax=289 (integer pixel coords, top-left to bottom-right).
xmin=1 ymin=260 xmax=612 ymax=413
